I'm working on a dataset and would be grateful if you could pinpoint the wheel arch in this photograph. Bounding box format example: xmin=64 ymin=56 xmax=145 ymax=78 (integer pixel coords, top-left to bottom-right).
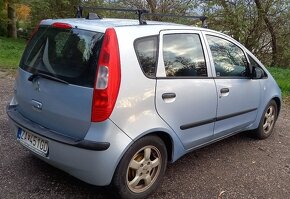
xmin=145 ymin=131 xmax=173 ymax=162
xmin=111 ymin=128 xmax=185 ymax=186
xmin=120 ymin=129 xmax=185 ymax=166
xmin=272 ymin=97 xmax=281 ymax=116
xmin=135 ymin=129 xmax=186 ymax=163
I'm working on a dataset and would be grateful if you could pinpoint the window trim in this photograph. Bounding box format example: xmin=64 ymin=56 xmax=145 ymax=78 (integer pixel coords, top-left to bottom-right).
xmin=203 ymin=32 xmax=251 ymax=79
xmin=133 ymin=35 xmax=159 ymax=79
xmin=156 ymin=76 xmax=213 ymax=80
xmin=246 ymin=53 xmax=268 ymax=79
xmin=156 ymin=30 xmax=213 ymax=79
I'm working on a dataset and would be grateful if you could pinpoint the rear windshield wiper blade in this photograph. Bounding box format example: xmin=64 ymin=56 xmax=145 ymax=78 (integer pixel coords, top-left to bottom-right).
xmin=28 ymin=72 xmax=69 ymax=85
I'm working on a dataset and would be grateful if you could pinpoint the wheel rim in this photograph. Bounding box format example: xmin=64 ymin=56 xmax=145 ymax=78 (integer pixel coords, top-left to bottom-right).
xmin=263 ymin=105 xmax=276 ymax=134
xmin=126 ymin=145 xmax=162 ymax=193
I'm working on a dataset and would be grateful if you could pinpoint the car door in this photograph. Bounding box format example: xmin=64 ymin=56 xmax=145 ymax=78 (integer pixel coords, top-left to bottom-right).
xmin=203 ymin=32 xmax=261 ymax=137
xmin=155 ymin=30 xmax=218 ymax=149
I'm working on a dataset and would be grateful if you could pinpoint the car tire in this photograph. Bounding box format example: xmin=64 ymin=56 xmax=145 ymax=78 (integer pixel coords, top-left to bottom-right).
xmin=253 ymin=100 xmax=278 ymax=139
xmin=112 ymin=135 xmax=167 ymax=199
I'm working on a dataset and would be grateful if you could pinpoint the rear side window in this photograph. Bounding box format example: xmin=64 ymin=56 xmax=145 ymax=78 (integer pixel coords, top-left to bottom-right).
xmin=163 ymin=33 xmax=207 ymax=77
xmin=20 ymin=26 xmax=104 ymax=87
xmin=134 ymin=36 xmax=158 ymax=78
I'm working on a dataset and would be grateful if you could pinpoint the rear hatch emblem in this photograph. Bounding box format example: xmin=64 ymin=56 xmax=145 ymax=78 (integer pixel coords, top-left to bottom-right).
xmin=31 ymin=100 xmax=42 ymax=111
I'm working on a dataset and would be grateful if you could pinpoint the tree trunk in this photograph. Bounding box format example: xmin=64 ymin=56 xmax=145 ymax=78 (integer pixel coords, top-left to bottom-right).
xmin=254 ymin=0 xmax=277 ymax=66
xmin=7 ymin=3 xmax=17 ymax=38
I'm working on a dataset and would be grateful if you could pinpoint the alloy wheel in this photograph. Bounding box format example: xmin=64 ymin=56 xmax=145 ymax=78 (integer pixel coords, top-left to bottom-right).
xmin=126 ymin=145 xmax=162 ymax=193
xmin=263 ymin=105 xmax=276 ymax=134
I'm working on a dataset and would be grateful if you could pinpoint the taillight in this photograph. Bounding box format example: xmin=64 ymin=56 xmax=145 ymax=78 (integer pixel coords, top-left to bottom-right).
xmin=91 ymin=28 xmax=121 ymax=122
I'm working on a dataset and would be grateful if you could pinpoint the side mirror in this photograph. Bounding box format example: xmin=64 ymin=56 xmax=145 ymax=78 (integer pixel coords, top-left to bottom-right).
xmin=252 ymin=67 xmax=264 ymax=79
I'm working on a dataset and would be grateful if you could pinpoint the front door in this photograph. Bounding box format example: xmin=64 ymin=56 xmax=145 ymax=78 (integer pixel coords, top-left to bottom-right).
xmin=204 ymin=33 xmax=260 ymax=137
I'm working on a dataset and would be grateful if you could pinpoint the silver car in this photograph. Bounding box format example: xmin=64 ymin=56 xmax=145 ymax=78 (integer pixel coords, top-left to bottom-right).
xmin=7 ymin=16 xmax=281 ymax=199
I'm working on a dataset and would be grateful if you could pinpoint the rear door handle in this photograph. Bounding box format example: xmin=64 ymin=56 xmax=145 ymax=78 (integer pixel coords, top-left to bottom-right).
xmin=220 ymin=88 xmax=229 ymax=93
xmin=162 ymin=93 xmax=176 ymax=99
xmin=162 ymin=93 xmax=176 ymax=103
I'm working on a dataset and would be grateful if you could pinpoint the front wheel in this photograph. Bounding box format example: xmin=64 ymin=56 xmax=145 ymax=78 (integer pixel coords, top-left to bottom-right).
xmin=112 ymin=135 xmax=167 ymax=199
xmin=253 ymin=100 xmax=278 ymax=139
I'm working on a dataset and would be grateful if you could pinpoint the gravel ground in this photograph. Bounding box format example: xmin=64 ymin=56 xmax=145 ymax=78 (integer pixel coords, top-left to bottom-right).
xmin=0 ymin=71 xmax=289 ymax=199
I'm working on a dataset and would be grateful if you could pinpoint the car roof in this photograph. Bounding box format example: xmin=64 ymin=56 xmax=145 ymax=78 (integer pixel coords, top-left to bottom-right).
xmin=40 ymin=17 xmax=228 ymax=39
xmin=42 ymin=18 xmax=182 ymax=27
xmin=42 ymin=18 xmax=200 ymax=31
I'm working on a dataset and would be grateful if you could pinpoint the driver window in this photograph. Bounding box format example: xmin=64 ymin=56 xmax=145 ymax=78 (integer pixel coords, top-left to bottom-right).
xmin=206 ymin=35 xmax=249 ymax=77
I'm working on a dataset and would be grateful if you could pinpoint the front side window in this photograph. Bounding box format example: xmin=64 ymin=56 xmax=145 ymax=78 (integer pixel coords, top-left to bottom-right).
xmin=207 ymin=35 xmax=249 ymax=77
xmin=163 ymin=33 xmax=207 ymax=77
xmin=21 ymin=26 xmax=104 ymax=87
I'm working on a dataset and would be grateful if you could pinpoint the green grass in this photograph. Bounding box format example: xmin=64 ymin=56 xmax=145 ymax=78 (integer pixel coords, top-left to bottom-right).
xmin=0 ymin=36 xmax=26 ymax=69
xmin=268 ymin=67 xmax=290 ymax=97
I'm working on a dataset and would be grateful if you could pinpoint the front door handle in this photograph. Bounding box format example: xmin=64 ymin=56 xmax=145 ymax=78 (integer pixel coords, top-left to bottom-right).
xmin=220 ymin=88 xmax=229 ymax=93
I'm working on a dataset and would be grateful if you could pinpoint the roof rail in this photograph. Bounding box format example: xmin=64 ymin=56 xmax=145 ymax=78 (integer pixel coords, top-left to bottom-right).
xmin=75 ymin=6 xmax=207 ymax=28
xmin=147 ymin=13 xmax=207 ymax=28
xmin=75 ymin=6 xmax=148 ymax=25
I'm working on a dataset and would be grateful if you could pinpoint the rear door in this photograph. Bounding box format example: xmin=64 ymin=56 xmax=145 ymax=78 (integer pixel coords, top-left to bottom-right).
xmin=203 ymin=33 xmax=260 ymax=137
xmin=155 ymin=30 xmax=218 ymax=149
xmin=16 ymin=24 xmax=104 ymax=139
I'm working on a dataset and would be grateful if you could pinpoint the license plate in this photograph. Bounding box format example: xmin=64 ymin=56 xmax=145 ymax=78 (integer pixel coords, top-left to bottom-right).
xmin=17 ymin=128 xmax=49 ymax=157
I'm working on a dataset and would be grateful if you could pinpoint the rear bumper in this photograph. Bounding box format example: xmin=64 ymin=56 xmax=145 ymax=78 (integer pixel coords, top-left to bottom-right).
xmin=7 ymin=105 xmax=110 ymax=151
xmin=6 ymin=104 xmax=132 ymax=186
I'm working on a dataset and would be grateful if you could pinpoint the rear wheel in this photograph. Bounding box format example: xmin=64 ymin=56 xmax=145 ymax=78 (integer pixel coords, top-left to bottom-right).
xmin=113 ymin=135 xmax=167 ymax=199
xmin=253 ymin=100 xmax=278 ymax=139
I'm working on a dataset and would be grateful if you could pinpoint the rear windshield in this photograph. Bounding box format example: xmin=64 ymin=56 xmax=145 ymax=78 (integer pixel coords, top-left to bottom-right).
xmin=20 ymin=26 xmax=104 ymax=87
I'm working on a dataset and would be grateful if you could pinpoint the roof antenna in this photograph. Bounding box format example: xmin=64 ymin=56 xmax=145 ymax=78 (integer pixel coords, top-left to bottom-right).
xmin=75 ymin=6 xmax=83 ymax=18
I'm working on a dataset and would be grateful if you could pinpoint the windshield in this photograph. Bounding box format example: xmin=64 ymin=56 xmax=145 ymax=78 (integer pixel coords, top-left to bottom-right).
xmin=20 ymin=26 xmax=104 ymax=87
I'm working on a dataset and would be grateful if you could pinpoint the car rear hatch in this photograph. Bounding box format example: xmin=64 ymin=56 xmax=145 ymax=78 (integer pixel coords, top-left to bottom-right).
xmin=15 ymin=22 xmax=104 ymax=139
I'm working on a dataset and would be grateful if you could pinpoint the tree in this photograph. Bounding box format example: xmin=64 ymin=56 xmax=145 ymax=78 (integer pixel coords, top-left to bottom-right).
xmin=28 ymin=0 xmax=82 ymax=25
xmin=7 ymin=2 xmax=17 ymax=38
xmin=0 ymin=0 xmax=7 ymax=36
xmin=198 ymin=0 xmax=290 ymax=67
xmin=16 ymin=4 xmax=30 ymax=21
xmin=110 ymin=0 xmax=199 ymax=23
xmin=254 ymin=0 xmax=277 ymax=66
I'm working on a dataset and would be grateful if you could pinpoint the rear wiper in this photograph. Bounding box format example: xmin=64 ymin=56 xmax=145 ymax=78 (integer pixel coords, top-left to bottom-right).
xmin=28 ymin=72 xmax=69 ymax=85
